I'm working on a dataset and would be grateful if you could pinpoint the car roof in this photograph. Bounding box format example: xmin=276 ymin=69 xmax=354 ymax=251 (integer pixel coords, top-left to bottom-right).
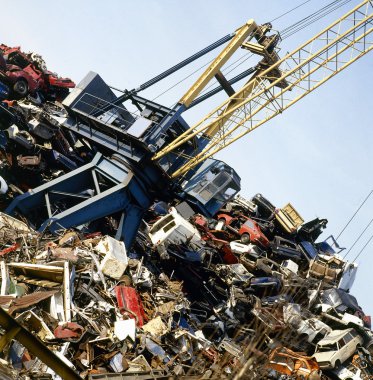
xmin=318 ymin=328 xmax=353 ymax=345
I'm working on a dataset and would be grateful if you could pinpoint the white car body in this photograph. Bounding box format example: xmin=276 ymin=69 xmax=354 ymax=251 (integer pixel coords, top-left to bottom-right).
xmin=338 ymin=261 xmax=358 ymax=292
xmin=332 ymin=366 xmax=362 ymax=380
xmin=149 ymin=207 xmax=202 ymax=246
xmin=313 ymin=328 xmax=363 ymax=369
xmin=229 ymin=241 xmax=261 ymax=255
xmin=0 ymin=175 xmax=8 ymax=195
xmin=297 ymin=318 xmax=331 ymax=343
xmin=283 ymin=304 xmax=331 ymax=343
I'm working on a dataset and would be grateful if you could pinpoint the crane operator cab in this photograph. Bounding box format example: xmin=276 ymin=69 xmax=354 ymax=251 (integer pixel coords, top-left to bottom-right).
xmin=181 ymin=158 xmax=241 ymax=217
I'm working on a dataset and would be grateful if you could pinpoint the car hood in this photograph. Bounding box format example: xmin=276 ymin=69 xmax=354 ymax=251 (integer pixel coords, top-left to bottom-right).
xmin=312 ymin=351 xmax=335 ymax=365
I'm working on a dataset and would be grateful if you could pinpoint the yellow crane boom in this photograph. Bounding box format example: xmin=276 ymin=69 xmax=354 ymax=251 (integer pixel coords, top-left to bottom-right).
xmin=153 ymin=0 xmax=373 ymax=178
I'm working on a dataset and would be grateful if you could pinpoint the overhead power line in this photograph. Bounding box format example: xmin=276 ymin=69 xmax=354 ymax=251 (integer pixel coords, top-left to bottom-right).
xmin=335 ymin=189 xmax=373 ymax=242
xmin=343 ymin=217 xmax=373 ymax=259
xmin=353 ymin=234 xmax=373 ymax=262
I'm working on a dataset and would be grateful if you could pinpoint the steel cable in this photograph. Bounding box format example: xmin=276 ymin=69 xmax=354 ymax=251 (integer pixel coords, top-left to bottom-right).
xmin=156 ymin=0 xmax=354 ymax=104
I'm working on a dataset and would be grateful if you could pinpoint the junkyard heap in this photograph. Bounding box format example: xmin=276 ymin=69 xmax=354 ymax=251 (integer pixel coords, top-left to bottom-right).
xmin=0 ymin=42 xmax=372 ymax=380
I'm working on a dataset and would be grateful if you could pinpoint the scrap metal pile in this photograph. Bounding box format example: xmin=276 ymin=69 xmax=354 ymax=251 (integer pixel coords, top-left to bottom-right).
xmin=0 ymin=45 xmax=372 ymax=380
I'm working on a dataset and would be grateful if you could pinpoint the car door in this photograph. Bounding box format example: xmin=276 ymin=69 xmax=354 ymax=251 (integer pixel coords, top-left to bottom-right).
xmin=338 ymin=337 xmax=348 ymax=364
xmin=341 ymin=332 xmax=355 ymax=363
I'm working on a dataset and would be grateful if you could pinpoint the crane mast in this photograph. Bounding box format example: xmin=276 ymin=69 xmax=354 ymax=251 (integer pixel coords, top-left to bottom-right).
xmin=153 ymin=0 xmax=373 ymax=177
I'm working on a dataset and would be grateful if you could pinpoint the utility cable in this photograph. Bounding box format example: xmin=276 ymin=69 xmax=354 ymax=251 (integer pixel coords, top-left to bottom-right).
xmin=352 ymin=233 xmax=373 ymax=262
xmin=335 ymin=189 xmax=373 ymax=243
xmin=343 ymin=217 xmax=373 ymax=259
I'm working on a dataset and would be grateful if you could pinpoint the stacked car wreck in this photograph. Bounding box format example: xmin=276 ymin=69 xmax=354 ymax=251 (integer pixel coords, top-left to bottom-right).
xmin=0 ymin=42 xmax=372 ymax=380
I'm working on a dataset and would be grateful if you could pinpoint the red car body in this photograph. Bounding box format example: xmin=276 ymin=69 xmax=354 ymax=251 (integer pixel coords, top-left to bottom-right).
xmin=45 ymin=70 xmax=75 ymax=88
xmin=0 ymin=44 xmax=75 ymax=98
xmin=115 ymin=286 xmax=146 ymax=327
xmin=192 ymin=214 xmax=238 ymax=263
xmin=239 ymin=218 xmax=270 ymax=248
xmin=217 ymin=213 xmax=270 ymax=248
xmin=5 ymin=63 xmax=43 ymax=94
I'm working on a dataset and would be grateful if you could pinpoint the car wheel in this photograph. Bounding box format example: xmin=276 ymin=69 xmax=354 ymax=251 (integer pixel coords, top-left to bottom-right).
xmin=241 ymin=233 xmax=250 ymax=244
xmin=334 ymin=359 xmax=341 ymax=368
xmin=13 ymin=79 xmax=28 ymax=97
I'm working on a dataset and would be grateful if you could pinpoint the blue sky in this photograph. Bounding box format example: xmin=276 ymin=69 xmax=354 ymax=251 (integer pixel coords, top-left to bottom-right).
xmin=1 ymin=0 xmax=372 ymax=315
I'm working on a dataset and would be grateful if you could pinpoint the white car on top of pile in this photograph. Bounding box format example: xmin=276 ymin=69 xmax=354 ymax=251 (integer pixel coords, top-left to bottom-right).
xmin=313 ymin=328 xmax=363 ymax=369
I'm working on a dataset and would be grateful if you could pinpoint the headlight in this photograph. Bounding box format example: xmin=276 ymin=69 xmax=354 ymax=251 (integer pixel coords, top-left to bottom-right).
xmin=316 ymin=361 xmax=331 ymax=368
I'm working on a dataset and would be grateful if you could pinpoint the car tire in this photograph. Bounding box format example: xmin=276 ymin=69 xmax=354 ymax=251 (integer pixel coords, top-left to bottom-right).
xmin=13 ymin=79 xmax=28 ymax=97
xmin=241 ymin=233 xmax=250 ymax=244
xmin=334 ymin=359 xmax=341 ymax=368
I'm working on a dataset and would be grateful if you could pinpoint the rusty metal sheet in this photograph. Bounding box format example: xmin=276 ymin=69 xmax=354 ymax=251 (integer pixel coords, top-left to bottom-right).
xmin=8 ymin=290 xmax=58 ymax=315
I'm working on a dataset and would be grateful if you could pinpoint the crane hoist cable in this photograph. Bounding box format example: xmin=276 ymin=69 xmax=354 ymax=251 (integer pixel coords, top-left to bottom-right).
xmin=281 ymin=0 xmax=352 ymax=37
xmin=107 ymin=0 xmax=353 ymax=110
xmin=203 ymin=0 xmax=354 ymax=100
xmin=150 ymin=0 xmax=355 ymax=106
xmin=270 ymin=0 xmax=312 ymax=23
xmin=200 ymin=0 xmax=355 ymax=95
xmin=151 ymin=0 xmax=317 ymax=102
xmin=282 ymin=0 xmax=354 ymax=38
xmin=153 ymin=0 xmax=373 ymax=178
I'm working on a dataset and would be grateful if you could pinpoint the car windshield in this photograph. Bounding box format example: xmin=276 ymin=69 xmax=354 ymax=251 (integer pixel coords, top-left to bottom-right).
xmin=317 ymin=343 xmax=338 ymax=352
xmin=244 ymin=220 xmax=255 ymax=229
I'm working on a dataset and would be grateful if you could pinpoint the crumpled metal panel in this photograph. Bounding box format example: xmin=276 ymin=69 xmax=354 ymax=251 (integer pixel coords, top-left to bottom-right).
xmin=115 ymin=286 xmax=146 ymax=327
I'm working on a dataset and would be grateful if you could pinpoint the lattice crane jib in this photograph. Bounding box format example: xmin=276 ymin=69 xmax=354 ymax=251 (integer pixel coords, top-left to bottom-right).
xmin=153 ymin=0 xmax=373 ymax=178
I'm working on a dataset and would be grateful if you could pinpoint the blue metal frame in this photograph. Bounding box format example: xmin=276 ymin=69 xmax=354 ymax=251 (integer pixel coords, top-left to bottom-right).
xmin=6 ymin=153 xmax=154 ymax=248
xmin=6 ymin=35 xmax=244 ymax=248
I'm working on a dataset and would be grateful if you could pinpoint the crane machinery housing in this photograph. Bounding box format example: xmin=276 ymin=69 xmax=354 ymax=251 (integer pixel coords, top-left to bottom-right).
xmin=6 ymin=0 xmax=373 ymax=250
